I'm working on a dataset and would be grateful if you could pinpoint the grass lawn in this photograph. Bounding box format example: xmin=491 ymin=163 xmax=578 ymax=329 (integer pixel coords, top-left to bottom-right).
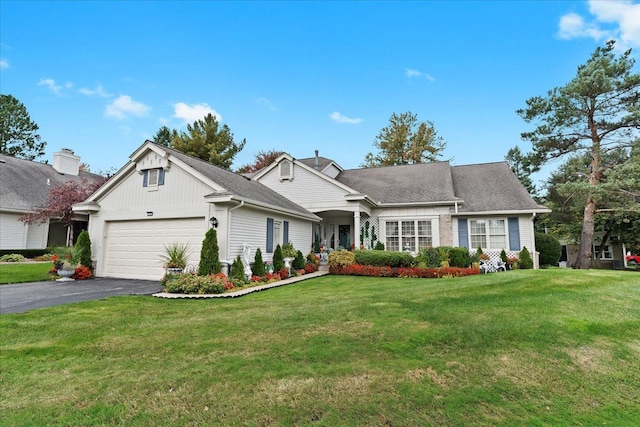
xmin=0 ymin=262 xmax=53 ymax=284
xmin=1 ymin=269 xmax=639 ymax=426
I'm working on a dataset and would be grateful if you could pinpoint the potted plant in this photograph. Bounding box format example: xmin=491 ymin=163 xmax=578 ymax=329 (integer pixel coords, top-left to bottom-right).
xmin=281 ymin=242 xmax=297 ymax=271
xmin=161 ymin=243 xmax=191 ymax=274
xmin=50 ymin=247 xmax=79 ymax=281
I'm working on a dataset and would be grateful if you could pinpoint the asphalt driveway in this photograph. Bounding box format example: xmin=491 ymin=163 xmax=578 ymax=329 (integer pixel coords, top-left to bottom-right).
xmin=0 ymin=278 xmax=163 ymax=314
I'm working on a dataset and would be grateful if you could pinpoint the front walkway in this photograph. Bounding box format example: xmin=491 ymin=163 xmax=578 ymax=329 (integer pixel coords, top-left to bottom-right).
xmin=153 ymin=266 xmax=330 ymax=299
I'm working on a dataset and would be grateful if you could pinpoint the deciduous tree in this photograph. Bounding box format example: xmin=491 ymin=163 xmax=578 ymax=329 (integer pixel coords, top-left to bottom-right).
xmin=172 ymin=114 xmax=246 ymax=169
xmin=0 ymin=94 xmax=46 ymax=160
xmin=20 ymin=177 xmax=106 ymax=243
xmin=362 ymin=111 xmax=446 ymax=167
xmin=517 ymin=41 xmax=640 ymax=269
xmin=236 ymin=149 xmax=286 ymax=173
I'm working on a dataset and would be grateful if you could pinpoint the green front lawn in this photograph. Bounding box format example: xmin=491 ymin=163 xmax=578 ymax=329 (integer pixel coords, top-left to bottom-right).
xmin=0 ymin=262 xmax=53 ymax=284
xmin=1 ymin=269 xmax=639 ymax=425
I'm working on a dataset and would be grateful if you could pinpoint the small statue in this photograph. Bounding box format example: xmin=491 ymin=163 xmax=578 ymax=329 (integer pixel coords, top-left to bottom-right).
xmin=242 ymin=243 xmax=252 ymax=280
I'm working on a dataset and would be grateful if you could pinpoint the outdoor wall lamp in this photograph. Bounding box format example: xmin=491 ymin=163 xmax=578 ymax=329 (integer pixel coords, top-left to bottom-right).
xmin=209 ymin=216 xmax=219 ymax=228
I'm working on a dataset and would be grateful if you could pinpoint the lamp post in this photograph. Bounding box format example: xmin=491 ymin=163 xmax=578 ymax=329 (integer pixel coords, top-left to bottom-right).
xmin=209 ymin=216 xmax=218 ymax=228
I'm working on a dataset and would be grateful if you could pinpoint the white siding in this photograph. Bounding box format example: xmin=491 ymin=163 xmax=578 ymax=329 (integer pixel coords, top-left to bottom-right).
xmin=89 ymin=164 xmax=217 ymax=278
xmin=25 ymin=221 xmax=48 ymax=249
xmin=229 ymin=206 xmax=312 ymax=263
xmin=258 ymin=163 xmax=350 ymax=211
xmin=0 ymin=212 xmax=26 ymax=249
xmin=519 ymin=215 xmax=535 ymax=252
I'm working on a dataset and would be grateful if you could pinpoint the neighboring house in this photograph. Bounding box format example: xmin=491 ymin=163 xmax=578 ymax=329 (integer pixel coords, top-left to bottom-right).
xmin=73 ymin=141 xmax=320 ymax=280
xmin=74 ymin=142 xmax=549 ymax=281
xmin=0 ymin=149 xmax=102 ymax=250
xmin=560 ymin=233 xmax=629 ymax=269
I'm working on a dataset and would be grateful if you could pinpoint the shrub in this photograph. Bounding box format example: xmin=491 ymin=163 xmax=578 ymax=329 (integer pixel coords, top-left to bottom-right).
xmin=354 ymin=250 xmax=413 ymax=268
xmin=163 ymin=273 xmax=228 ymax=294
xmin=304 ymin=263 xmax=317 ymax=274
xmin=277 ymin=267 xmax=289 ymax=280
xmin=519 ymin=246 xmax=534 ymax=269
xmin=330 ymin=263 xmax=480 ymax=278
xmin=414 ymin=247 xmax=440 ymax=268
xmin=198 ymin=228 xmax=221 ymax=276
xmin=500 ymin=249 xmax=508 ymax=263
xmin=273 ymin=244 xmax=285 ymax=271
xmin=447 ymin=247 xmax=471 ymax=268
xmin=74 ymin=230 xmax=92 ymax=270
xmin=0 ymin=253 xmax=26 ymax=262
xmin=373 ymin=241 xmax=385 ymax=251
xmin=0 ymin=249 xmax=47 ymax=258
xmin=72 ymin=265 xmax=92 ymax=280
xmin=306 ymin=252 xmax=320 ymax=267
xmin=535 ymin=232 xmax=562 ymax=266
xmin=293 ymin=250 xmax=305 ymax=270
xmin=252 ymin=247 xmax=266 ymax=277
xmin=230 ymin=255 xmax=246 ymax=281
xmin=328 ymin=249 xmax=356 ymax=268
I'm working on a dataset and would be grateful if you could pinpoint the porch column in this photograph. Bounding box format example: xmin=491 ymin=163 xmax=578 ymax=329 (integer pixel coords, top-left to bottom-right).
xmin=354 ymin=211 xmax=361 ymax=250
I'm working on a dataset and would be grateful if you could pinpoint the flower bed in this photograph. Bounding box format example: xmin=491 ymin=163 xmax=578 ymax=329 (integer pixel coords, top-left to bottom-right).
xmin=162 ymin=263 xmax=319 ymax=295
xmin=330 ymin=264 xmax=480 ymax=278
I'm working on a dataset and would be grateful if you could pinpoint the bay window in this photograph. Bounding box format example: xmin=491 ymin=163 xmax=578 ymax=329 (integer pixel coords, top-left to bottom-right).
xmin=386 ymin=220 xmax=433 ymax=252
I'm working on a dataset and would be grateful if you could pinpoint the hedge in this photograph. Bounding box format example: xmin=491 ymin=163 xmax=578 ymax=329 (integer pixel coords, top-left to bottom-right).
xmin=354 ymin=250 xmax=414 ymax=268
xmin=331 ymin=264 xmax=480 ymax=278
xmin=0 ymin=249 xmax=48 ymax=258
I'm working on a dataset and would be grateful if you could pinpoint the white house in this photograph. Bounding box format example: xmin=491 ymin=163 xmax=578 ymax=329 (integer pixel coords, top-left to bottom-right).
xmin=0 ymin=149 xmax=102 ymax=250
xmin=74 ymin=141 xmax=549 ymax=280
xmin=73 ymin=141 xmax=320 ymax=280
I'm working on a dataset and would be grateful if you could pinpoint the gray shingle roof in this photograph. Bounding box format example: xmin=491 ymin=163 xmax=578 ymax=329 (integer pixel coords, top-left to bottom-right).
xmin=0 ymin=154 xmax=103 ymax=212
xmin=298 ymin=156 xmax=336 ymax=171
xmin=336 ymin=162 xmax=459 ymax=204
xmin=160 ymin=145 xmax=315 ymax=217
xmin=451 ymin=162 xmax=543 ymax=212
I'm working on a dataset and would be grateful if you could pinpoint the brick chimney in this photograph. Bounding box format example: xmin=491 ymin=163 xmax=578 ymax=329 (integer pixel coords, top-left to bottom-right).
xmin=53 ymin=148 xmax=80 ymax=176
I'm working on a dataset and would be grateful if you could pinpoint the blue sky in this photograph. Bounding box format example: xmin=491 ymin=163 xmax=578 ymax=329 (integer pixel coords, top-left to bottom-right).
xmin=1 ymin=1 xmax=639 ymax=186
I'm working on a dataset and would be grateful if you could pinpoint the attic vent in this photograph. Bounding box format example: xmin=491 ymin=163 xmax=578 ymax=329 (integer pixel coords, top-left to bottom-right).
xmin=279 ymin=160 xmax=293 ymax=181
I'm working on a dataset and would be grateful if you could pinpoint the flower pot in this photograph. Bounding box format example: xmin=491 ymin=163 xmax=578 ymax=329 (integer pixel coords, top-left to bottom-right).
xmin=56 ymin=269 xmax=76 ymax=282
xmin=283 ymin=257 xmax=295 ymax=271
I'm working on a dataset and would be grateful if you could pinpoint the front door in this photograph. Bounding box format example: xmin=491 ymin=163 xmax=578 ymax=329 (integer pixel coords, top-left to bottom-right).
xmin=339 ymin=225 xmax=351 ymax=249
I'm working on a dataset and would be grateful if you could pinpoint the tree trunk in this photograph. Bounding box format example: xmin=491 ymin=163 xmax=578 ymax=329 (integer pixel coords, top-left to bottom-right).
xmin=575 ymin=197 xmax=596 ymax=269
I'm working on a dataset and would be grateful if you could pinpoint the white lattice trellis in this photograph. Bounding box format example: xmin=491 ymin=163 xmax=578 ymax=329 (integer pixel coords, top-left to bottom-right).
xmin=360 ymin=217 xmax=381 ymax=249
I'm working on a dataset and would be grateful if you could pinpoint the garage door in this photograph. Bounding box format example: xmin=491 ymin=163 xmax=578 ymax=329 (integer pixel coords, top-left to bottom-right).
xmin=104 ymin=218 xmax=206 ymax=280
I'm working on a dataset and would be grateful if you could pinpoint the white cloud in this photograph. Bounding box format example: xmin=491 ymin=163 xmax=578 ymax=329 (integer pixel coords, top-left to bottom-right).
xmin=330 ymin=112 xmax=363 ymax=124
xmin=37 ymin=78 xmax=72 ymax=94
xmin=256 ymin=97 xmax=277 ymax=111
xmin=557 ymin=1 xmax=640 ymax=49
xmin=78 ymin=84 xmax=111 ymax=98
xmin=406 ymin=68 xmax=435 ymax=82
xmin=173 ymin=102 xmax=221 ymax=123
xmin=0 ymin=59 xmax=9 ymax=69
xmin=38 ymin=78 xmax=63 ymax=93
xmin=105 ymin=95 xmax=150 ymax=119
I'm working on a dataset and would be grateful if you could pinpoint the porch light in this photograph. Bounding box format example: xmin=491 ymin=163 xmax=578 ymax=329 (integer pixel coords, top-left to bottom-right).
xmin=209 ymin=216 xmax=219 ymax=228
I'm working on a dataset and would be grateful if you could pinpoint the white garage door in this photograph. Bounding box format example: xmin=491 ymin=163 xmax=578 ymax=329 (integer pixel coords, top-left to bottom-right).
xmin=104 ymin=218 xmax=205 ymax=280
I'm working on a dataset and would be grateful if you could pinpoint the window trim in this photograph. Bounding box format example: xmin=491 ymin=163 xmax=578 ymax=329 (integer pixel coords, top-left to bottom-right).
xmin=385 ymin=219 xmax=433 ymax=252
xmin=468 ymin=218 xmax=507 ymax=250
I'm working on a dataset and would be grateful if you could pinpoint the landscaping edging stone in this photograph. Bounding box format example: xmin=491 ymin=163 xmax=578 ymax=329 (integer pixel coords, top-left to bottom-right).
xmin=153 ymin=269 xmax=329 ymax=299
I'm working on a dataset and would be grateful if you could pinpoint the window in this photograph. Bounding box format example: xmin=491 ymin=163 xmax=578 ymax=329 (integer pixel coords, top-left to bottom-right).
xmin=386 ymin=220 xmax=433 ymax=252
xmin=148 ymin=169 xmax=159 ymax=186
xmin=143 ymin=168 xmax=165 ymax=188
xmin=386 ymin=221 xmax=399 ymax=251
xmin=469 ymin=219 xmax=506 ymax=250
xmin=594 ymin=245 xmax=613 ymax=260
xmin=417 ymin=220 xmax=433 ymax=249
